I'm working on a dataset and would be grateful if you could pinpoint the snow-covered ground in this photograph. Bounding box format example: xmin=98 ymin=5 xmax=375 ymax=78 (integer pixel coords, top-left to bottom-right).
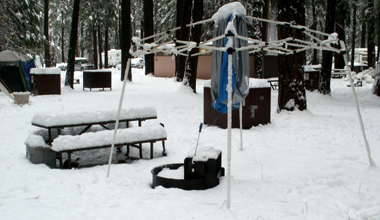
xmin=1 ymin=68 xmax=379 ymax=220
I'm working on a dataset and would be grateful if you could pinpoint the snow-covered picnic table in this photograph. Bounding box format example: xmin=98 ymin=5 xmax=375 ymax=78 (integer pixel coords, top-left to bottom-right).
xmin=31 ymin=106 xmax=157 ymax=142
xmin=51 ymin=124 xmax=167 ymax=168
xmin=332 ymin=69 xmax=348 ymax=78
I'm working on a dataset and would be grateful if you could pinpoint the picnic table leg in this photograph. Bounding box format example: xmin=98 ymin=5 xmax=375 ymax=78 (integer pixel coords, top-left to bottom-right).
xmin=58 ymin=153 xmax=63 ymax=168
xmin=139 ymin=143 xmax=143 ymax=159
xmin=67 ymin=152 xmax=72 ymax=169
xmin=150 ymin=142 xmax=154 ymax=159
xmin=79 ymin=125 xmax=92 ymax=135
xmin=162 ymin=140 xmax=166 ymax=156
xmin=125 ymin=145 xmax=129 ymax=157
xmin=48 ymin=128 xmax=52 ymax=142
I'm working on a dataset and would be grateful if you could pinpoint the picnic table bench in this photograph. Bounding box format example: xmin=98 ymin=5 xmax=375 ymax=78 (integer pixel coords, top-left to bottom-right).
xmin=332 ymin=69 xmax=347 ymax=78
xmin=31 ymin=106 xmax=157 ymax=142
xmin=51 ymin=124 xmax=167 ymax=168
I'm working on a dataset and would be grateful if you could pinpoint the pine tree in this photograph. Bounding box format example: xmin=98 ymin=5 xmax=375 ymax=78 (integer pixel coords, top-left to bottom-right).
xmin=0 ymin=0 xmax=45 ymax=54
xmin=184 ymin=0 xmax=204 ymax=93
xmin=277 ymin=0 xmax=307 ymax=111
xmin=65 ymin=0 xmax=81 ymax=88
xmin=144 ymin=0 xmax=154 ymax=75
xmin=334 ymin=0 xmax=350 ymax=69
xmin=252 ymin=0 xmax=264 ymax=78
xmin=50 ymin=0 xmax=72 ymax=63
xmin=121 ymin=0 xmax=131 ymax=81
xmin=318 ymin=0 xmax=336 ymax=95
xmin=366 ymin=0 xmax=376 ymax=68
xmin=175 ymin=0 xmax=192 ymax=82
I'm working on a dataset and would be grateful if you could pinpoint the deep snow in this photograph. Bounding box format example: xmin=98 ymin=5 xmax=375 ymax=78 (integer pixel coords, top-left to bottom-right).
xmin=1 ymin=68 xmax=380 ymax=220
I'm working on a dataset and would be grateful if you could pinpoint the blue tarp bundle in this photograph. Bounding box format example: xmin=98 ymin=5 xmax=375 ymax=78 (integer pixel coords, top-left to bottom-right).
xmin=210 ymin=14 xmax=249 ymax=114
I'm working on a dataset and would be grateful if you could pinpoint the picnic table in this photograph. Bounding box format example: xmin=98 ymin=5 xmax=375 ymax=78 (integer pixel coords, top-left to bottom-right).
xmin=51 ymin=124 xmax=167 ymax=168
xmin=31 ymin=106 xmax=157 ymax=143
xmin=332 ymin=69 xmax=347 ymax=78
xmin=267 ymin=79 xmax=278 ymax=90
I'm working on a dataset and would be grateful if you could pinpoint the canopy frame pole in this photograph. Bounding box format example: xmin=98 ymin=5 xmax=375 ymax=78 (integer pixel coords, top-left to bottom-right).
xmin=239 ymin=100 xmax=243 ymax=151
xmin=340 ymin=41 xmax=375 ymax=167
xmin=107 ymin=58 xmax=132 ymax=177
xmin=226 ymin=36 xmax=234 ymax=209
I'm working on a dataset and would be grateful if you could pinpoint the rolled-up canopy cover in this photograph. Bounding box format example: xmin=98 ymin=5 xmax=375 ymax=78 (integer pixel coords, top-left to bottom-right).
xmin=210 ymin=14 xmax=249 ymax=114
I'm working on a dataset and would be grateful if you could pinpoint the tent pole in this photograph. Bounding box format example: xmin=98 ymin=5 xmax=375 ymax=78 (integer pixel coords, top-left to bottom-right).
xmin=107 ymin=58 xmax=132 ymax=177
xmin=239 ymin=101 xmax=243 ymax=151
xmin=340 ymin=41 xmax=375 ymax=167
xmin=226 ymin=38 xmax=234 ymax=209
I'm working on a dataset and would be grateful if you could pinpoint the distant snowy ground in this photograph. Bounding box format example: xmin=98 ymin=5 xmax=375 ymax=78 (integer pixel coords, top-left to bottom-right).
xmin=0 ymin=68 xmax=379 ymax=220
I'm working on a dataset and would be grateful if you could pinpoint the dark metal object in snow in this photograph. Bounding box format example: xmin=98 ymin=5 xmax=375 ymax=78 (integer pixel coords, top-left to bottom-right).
xmin=151 ymin=152 xmax=224 ymax=190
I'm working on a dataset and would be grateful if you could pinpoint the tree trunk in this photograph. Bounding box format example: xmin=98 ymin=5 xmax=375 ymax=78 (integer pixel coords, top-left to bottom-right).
xmin=253 ymin=0 xmax=263 ymax=78
xmin=144 ymin=0 xmax=154 ymax=75
xmin=334 ymin=23 xmax=345 ymax=69
xmin=318 ymin=0 xmax=336 ymax=95
xmin=378 ymin=9 xmax=380 ymax=61
xmin=80 ymin=25 xmax=84 ymax=57
xmin=65 ymin=0 xmax=80 ymax=88
xmin=360 ymin=22 xmax=366 ymax=48
xmin=104 ymin=28 xmax=109 ymax=68
xmin=184 ymin=0 xmax=203 ymax=93
xmin=44 ymin=0 xmax=51 ymax=67
xmin=367 ymin=0 xmax=376 ymax=68
xmin=262 ymin=0 xmax=270 ymax=42
xmin=121 ymin=0 xmax=131 ymax=81
xmin=98 ymin=25 xmax=103 ymax=69
xmin=311 ymin=0 xmax=319 ymax=64
xmin=93 ymin=26 xmax=98 ymax=69
xmin=350 ymin=2 xmax=357 ymax=70
xmin=104 ymin=2 xmax=109 ymax=68
xmin=175 ymin=0 xmax=192 ymax=82
xmin=277 ymin=0 xmax=306 ymax=112
xmin=61 ymin=27 xmax=65 ymax=62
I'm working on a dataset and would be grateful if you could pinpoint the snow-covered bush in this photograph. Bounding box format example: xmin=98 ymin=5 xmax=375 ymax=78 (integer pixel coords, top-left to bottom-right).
xmin=349 ymin=67 xmax=375 ymax=84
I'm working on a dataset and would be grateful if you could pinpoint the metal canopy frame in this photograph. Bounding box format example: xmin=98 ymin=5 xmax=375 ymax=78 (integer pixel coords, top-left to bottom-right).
xmin=106 ymin=14 xmax=375 ymax=210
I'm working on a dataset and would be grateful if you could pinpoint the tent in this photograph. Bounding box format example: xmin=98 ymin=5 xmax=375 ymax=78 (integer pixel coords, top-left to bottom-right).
xmin=0 ymin=50 xmax=36 ymax=92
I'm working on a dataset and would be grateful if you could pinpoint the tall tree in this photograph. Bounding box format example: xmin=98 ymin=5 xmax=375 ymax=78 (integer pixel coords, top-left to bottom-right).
xmin=334 ymin=0 xmax=350 ymax=69
xmin=360 ymin=18 xmax=366 ymax=48
xmin=252 ymin=0 xmax=264 ymax=78
xmin=366 ymin=0 xmax=376 ymax=68
xmin=351 ymin=1 xmax=357 ymax=70
xmin=93 ymin=26 xmax=98 ymax=69
xmin=184 ymin=0 xmax=204 ymax=93
xmin=175 ymin=0 xmax=192 ymax=82
xmin=98 ymin=25 xmax=103 ymax=69
xmin=121 ymin=0 xmax=131 ymax=81
xmin=262 ymin=0 xmax=270 ymax=42
xmin=50 ymin=0 xmax=71 ymax=63
xmin=65 ymin=0 xmax=81 ymax=89
xmin=277 ymin=0 xmax=307 ymax=111
xmin=44 ymin=0 xmax=51 ymax=67
xmin=0 ymin=0 xmax=45 ymax=53
xmin=318 ymin=0 xmax=336 ymax=95
xmin=144 ymin=0 xmax=154 ymax=75
xmin=378 ymin=2 xmax=380 ymax=61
